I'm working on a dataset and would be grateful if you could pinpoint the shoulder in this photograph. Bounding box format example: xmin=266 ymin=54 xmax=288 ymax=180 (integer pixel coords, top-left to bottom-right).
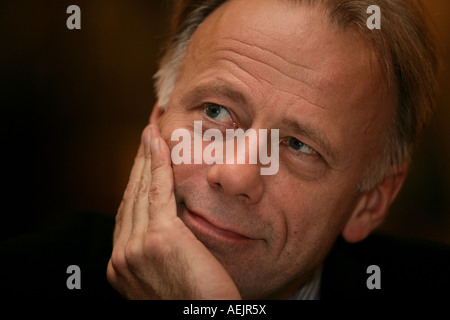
xmin=320 ymin=233 xmax=450 ymax=299
xmin=0 ymin=212 xmax=121 ymax=299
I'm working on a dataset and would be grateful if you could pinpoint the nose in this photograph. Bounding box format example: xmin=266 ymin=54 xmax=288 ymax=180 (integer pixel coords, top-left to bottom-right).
xmin=206 ymin=162 xmax=264 ymax=205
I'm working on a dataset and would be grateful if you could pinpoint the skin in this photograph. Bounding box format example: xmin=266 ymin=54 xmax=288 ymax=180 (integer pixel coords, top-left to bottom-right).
xmin=107 ymin=0 xmax=407 ymax=299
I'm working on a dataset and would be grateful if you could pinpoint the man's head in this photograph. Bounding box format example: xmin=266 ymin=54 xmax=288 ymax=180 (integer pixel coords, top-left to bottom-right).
xmin=148 ymin=0 xmax=438 ymax=299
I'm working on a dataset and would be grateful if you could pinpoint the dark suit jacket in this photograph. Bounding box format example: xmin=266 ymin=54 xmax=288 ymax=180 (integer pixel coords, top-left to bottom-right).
xmin=1 ymin=212 xmax=449 ymax=299
xmin=321 ymin=232 xmax=450 ymax=299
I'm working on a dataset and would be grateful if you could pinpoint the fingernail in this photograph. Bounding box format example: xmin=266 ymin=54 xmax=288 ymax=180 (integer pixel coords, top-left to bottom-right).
xmin=143 ymin=127 xmax=152 ymax=151
xmin=150 ymin=137 xmax=159 ymax=154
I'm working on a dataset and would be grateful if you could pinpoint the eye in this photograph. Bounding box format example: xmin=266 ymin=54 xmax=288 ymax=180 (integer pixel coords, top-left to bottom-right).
xmin=204 ymin=103 xmax=232 ymax=122
xmin=287 ymin=137 xmax=317 ymax=155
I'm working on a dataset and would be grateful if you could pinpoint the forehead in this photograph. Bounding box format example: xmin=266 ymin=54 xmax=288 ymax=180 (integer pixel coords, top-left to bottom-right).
xmin=181 ymin=0 xmax=386 ymax=110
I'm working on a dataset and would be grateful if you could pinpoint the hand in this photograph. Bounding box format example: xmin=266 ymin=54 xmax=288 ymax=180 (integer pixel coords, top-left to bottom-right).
xmin=106 ymin=125 xmax=241 ymax=299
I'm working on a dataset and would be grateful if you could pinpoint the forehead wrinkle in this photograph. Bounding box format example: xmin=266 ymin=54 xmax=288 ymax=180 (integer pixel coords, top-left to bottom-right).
xmin=223 ymin=35 xmax=320 ymax=75
xmin=215 ymin=38 xmax=319 ymax=93
xmin=212 ymin=45 xmax=326 ymax=111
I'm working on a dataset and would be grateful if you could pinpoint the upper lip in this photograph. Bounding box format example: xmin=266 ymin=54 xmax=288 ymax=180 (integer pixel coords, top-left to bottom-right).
xmin=183 ymin=204 xmax=252 ymax=240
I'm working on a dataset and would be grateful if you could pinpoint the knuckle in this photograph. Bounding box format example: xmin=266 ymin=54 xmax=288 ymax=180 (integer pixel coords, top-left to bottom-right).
xmin=143 ymin=229 xmax=171 ymax=260
xmin=106 ymin=260 xmax=119 ymax=286
xmin=122 ymin=180 xmax=137 ymax=202
xmin=148 ymin=181 xmax=174 ymax=207
xmin=110 ymin=248 xmax=128 ymax=276
xmin=148 ymin=183 xmax=163 ymax=200
xmin=124 ymin=239 xmax=143 ymax=268
xmin=143 ymin=232 xmax=160 ymax=252
xmin=138 ymin=179 xmax=149 ymax=196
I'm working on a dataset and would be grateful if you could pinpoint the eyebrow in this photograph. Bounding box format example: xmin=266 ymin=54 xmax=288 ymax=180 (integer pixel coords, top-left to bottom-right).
xmin=182 ymin=82 xmax=248 ymax=106
xmin=182 ymin=81 xmax=337 ymax=164
xmin=281 ymin=118 xmax=337 ymax=164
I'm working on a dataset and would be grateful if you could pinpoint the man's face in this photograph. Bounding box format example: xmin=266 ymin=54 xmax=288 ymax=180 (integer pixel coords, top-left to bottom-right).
xmin=155 ymin=0 xmax=394 ymax=299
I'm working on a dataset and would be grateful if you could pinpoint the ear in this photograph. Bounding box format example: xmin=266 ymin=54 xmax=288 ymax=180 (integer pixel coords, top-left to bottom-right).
xmin=341 ymin=164 xmax=407 ymax=243
xmin=149 ymin=102 xmax=165 ymax=125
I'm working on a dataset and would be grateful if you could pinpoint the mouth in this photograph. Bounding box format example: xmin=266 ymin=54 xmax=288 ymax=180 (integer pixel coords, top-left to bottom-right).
xmin=180 ymin=203 xmax=252 ymax=243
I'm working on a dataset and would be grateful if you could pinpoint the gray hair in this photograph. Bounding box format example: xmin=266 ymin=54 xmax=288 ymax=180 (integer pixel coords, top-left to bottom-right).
xmin=154 ymin=0 xmax=226 ymax=109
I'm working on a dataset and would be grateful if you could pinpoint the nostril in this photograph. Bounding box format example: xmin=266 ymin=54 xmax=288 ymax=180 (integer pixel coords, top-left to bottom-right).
xmin=211 ymin=181 xmax=223 ymax=192
xmin=206 ymin=162 xmax=264 ymax=205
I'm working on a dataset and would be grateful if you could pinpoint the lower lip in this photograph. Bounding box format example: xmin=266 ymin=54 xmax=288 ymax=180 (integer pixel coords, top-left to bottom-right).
xmin=182 ymin=206 xmax=250 ymax=242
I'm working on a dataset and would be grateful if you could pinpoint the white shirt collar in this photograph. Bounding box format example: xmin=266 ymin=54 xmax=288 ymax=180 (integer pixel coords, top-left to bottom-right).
xmin=289 ymin=265 xmax=323 ymax=300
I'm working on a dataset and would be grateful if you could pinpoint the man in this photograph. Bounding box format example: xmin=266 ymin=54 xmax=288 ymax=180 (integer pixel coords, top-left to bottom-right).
xmin=1 ymin=0 xmax=448 ymax=300
xmin=105 ymin=0 xmax=449 ymax=299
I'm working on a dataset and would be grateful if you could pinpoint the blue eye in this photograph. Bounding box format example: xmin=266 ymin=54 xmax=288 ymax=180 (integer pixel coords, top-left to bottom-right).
xmin=288 ymin=137 xmax=316 ymax=155
xmin=204 ymin=103 xmax=232 ymax=122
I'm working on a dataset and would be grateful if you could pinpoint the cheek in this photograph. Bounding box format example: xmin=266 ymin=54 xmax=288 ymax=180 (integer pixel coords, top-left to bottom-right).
xmin=271 ymin=173 xmax=355 ymax=254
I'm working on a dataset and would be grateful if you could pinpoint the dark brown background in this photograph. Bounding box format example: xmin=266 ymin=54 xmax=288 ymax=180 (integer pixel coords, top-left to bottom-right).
xmin=1 ymin=0 xmax=449 ymax=245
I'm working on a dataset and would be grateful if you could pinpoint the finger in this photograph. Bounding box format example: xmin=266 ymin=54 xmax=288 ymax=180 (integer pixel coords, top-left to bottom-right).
xmin=113 ymin=127 xmax=148 ymax=245
xmin=130 ymin=125 xmax=155 ymax=235
xmin=113 ymin=143 xmax=144 ymax=244
xmin=108 ymin=130 xmax=148 ymax=293
xmin=148 ymin=136 xmax=177 ymax=221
